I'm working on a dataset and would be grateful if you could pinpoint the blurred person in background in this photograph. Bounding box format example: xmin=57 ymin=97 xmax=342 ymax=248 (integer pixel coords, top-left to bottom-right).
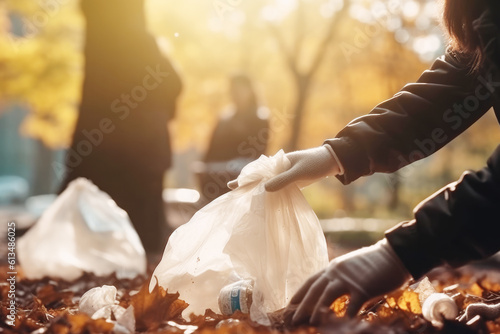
xmin=231 ymin=0 xmax=500 ymax=325
xmin=60 ymin=0 xmax=182 ymax=254
xmin=195 ymin=73 xmax=269 ymax=203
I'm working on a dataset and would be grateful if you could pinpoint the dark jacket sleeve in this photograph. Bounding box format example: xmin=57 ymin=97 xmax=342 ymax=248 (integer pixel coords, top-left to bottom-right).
xmin=383 ymin=6 xmax=500 ymax=280
xmin=325 ymin=51 xmax=494 ymax=185
xmin=385 ymin=144 xmax=500 ymax=279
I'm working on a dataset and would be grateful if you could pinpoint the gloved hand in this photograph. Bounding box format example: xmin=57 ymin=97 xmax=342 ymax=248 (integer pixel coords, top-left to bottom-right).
xmin=227 ymin=145 xmax=341 ymax=191
xmin=285 ymin=239 xmax=412 ymax=327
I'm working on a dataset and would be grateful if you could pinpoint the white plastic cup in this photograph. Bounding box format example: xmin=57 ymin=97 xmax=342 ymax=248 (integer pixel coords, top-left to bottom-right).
xmin=422 ymin=293 xmax=459 ymax=325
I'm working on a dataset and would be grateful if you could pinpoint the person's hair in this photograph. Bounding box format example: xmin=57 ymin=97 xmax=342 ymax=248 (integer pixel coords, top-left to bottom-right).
xmin=441 ymin=0 xmax=489 ymax=70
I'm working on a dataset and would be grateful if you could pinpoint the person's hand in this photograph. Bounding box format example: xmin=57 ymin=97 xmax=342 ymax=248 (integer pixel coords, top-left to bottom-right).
xmin=227 ymin=145 xmax=341 ymax=191
xmin=265 ymin=145 xmax=341 ymax=191
xmin=285 ymin=239 xmax=412 ymax=327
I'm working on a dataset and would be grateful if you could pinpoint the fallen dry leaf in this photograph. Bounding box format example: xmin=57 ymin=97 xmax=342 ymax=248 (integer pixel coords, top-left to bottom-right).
xmin=330 ymin=294 xmax=349 ymax=317
xmin=386 ymin=289 xmax=422 ymax=314
xmin=131 ymin=278 xmax=189 ymax=331
xmin=47 ymin=312 xmax=115 ymax=334
xmin=2 ymin=265 xmax=500 ymax=333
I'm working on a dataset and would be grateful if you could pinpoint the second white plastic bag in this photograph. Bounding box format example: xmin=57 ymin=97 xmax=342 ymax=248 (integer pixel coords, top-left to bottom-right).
xmin=151 ymin=150 xmax=329 ymax=324
xmin=18 ymin=178 xmax=146 ymax=280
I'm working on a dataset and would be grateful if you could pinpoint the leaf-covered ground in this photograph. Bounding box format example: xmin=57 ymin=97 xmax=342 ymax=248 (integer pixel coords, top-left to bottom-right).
xmin=1 ymin=263 xmax=500 ymax=333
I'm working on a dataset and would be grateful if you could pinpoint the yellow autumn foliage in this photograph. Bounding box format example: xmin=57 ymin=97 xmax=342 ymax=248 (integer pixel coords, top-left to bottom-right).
xmin=0 ymin=0 xmax=83 ymax=148
xmin=2 ymin=0 xmax=477 ymax=160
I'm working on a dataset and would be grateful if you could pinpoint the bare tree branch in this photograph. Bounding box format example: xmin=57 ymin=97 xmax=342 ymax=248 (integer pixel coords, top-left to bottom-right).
xmin=267 ymin=0 xmax=351 ymax=150
xmin=268 ymin=22 xmax=299 ymax=76
xmin=307 ymin=0 xmax=350 ymax=78
xmin=293 ymin=0 xmax=305 ymax=69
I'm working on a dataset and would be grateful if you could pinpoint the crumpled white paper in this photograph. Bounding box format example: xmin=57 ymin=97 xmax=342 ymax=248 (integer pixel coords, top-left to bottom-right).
xmin=79 ymin=285 xmax=135 ymax=333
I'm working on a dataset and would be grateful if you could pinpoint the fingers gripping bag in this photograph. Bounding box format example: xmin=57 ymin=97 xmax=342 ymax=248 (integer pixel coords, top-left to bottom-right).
xmin=151 ymin=150 xmax=329 ymax=325
xmin=18 ymin=178 xmax=146 ymax=281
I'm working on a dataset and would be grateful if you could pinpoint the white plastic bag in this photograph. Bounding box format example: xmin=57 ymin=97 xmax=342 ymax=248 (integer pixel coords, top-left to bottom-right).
xmin=18 ymin=178 xmax=146 ymax=280
xmin=151 ymin=150 xmax=329 ymax=325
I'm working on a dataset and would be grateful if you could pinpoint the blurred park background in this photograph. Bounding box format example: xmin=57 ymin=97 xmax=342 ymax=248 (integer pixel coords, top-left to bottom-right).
xmin=2 ymin=0 xmax=500 ymax=228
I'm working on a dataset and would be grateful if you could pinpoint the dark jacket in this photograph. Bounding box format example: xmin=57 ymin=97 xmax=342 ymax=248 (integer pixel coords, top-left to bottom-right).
xmin=204 ymin=109 xmax=269 ymax=163
xmin=59 ymin=0 xmax=182 ymax=252
xmin=199 ymin=108 xmax=269 ymax=202
xmin=325 ymin=6 xmax=500 ymax=279
xmin=69 ymin=0 xmax=182 ymax=175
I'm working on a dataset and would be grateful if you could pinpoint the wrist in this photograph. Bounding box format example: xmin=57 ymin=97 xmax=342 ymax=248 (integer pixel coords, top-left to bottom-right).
xmin=322 ymin=145 xmax=344 ymax=176
xmin=378 ymin=239 xmax=412 ymax=281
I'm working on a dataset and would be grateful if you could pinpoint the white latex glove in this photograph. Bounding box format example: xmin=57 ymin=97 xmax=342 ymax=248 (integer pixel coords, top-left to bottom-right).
xmin=285 ymin=239 xmax=412 ymax=326
xmin=227 ymin=145 xmax=341 ymax=191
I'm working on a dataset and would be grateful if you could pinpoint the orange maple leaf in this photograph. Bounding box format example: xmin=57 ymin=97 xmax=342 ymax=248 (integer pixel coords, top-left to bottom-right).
xmin=131 ymin=277 xmax=189 ymax=331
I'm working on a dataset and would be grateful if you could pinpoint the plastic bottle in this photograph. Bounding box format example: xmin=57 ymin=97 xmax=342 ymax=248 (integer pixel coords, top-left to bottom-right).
xmin=218 ymin=279 xmax=253 ymax=315
xmin=412 ymin=277 xmax=458 ymax=326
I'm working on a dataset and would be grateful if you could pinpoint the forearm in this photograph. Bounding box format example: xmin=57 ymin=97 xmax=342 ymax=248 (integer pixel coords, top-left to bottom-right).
xmin=325 ymin=51 xmax=493 ymax=184
xmin=385 ymin=144 xmax=500 ymax=279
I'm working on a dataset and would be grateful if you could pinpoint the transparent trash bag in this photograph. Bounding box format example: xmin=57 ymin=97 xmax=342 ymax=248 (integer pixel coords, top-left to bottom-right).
xmin=151 ymin=150 xmax=329 ymax=325
xmin=18 ymin=178 xmax=146 ymax=280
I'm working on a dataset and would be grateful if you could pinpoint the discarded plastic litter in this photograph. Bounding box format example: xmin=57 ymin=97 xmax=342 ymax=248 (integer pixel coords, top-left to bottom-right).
xmin=413 ymin=277 xmax=458 ymax=326
xmin=18 ymin=178 xmax=146 ymax=280
xmin=218 ymin=279 xmax=254 ymax=315
xmin=79 ymin=285 xmax=118 ymax=315
xmin=79 ymin=285 xmax=135 ymax=334
xmin=151 ymin=151 xmax=329 ymax=325
xmin=422 ymin=293 xmax=458 ymax=325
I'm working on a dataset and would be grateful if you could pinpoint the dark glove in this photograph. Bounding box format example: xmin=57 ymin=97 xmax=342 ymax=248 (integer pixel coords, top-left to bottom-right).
xmin=285 ymin=239 xmax=411 ymax=326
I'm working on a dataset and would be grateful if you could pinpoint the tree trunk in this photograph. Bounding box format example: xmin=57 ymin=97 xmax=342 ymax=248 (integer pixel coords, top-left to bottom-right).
xmin=32 ymin=139 xmax=54 ymax=195
xmin=288 ymin=75 xmax=310 ymax=151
